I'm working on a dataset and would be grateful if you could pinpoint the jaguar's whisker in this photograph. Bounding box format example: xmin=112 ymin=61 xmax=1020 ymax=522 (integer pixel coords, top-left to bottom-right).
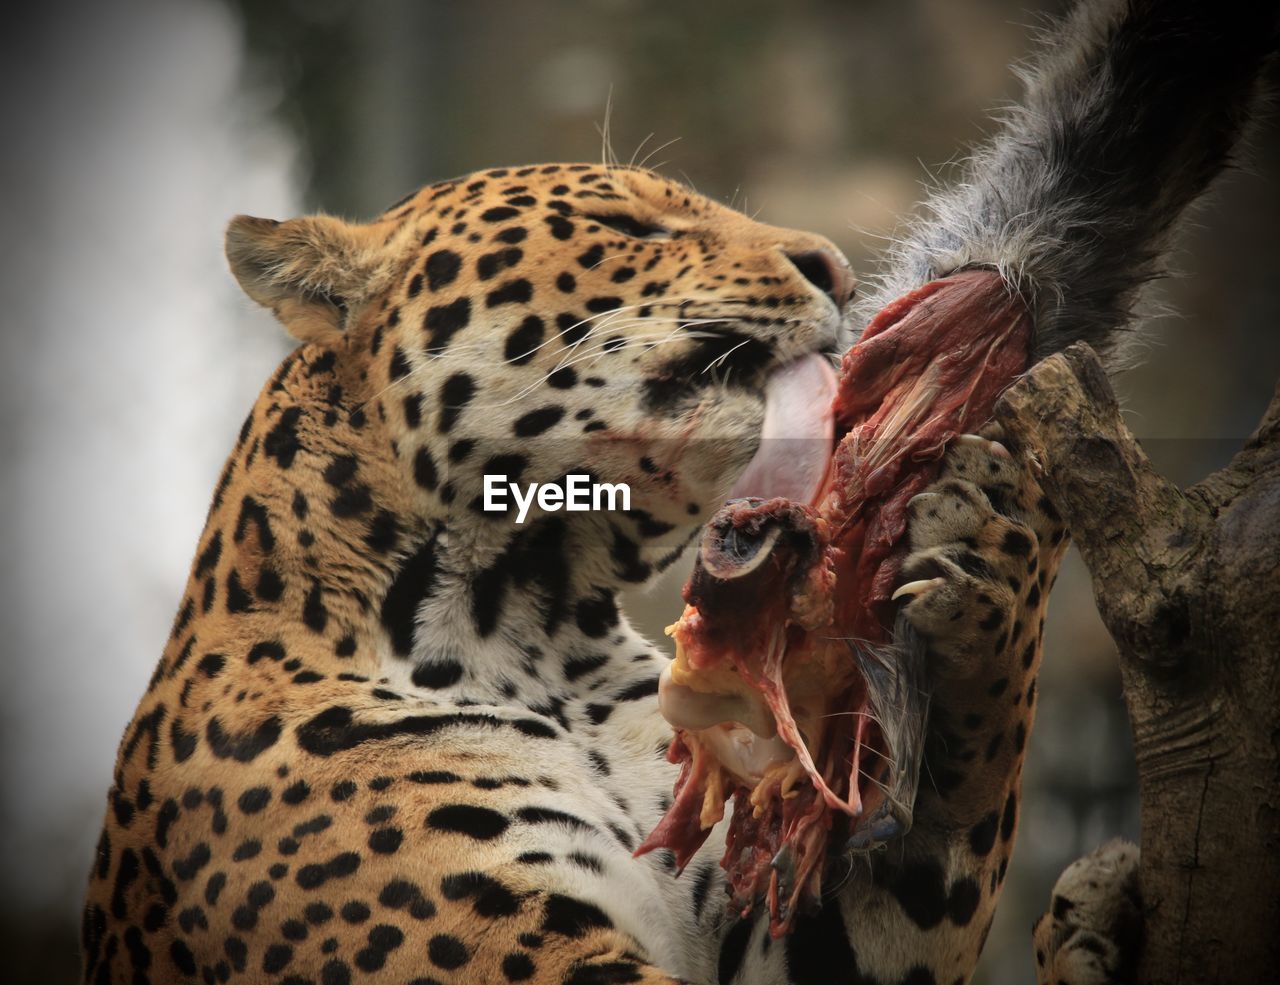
xmin=637 ymin=136 xmax=682 ymax=172
xmin=628 ymin=133 xmax=655 ymax=169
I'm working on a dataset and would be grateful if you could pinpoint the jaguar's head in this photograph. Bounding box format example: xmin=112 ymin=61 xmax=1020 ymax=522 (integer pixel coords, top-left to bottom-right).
xmin=226 ymin=164 xmax=853 ymax=590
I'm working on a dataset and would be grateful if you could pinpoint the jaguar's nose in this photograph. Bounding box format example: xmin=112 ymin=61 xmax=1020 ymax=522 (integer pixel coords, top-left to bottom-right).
xmin=784 ymin=248 xmax=856 ymax=310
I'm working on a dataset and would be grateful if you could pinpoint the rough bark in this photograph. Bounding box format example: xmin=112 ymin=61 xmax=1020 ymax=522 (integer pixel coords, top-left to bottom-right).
xmin=995 ymin=342 xmax=1280 ymax=985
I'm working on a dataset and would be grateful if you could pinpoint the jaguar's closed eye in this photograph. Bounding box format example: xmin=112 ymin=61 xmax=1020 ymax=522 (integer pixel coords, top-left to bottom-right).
xmin=584 ymin=213 xmax=670 ymax=240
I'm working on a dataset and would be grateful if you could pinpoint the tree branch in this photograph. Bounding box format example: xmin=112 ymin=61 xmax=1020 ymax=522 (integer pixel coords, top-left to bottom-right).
xmin=995 ymin=342 xmax=1280 ymax=985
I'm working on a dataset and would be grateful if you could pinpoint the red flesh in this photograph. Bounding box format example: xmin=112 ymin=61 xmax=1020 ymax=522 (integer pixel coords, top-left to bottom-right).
xmin=638 ymin=269 xmax=1032 ymax=934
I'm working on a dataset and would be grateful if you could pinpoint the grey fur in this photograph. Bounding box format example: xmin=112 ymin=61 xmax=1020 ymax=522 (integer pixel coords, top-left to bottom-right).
xmin=846 ymin=615 xmax=930 ymax=849
xmin=856 ymin=0 xmax=1279 ymax=365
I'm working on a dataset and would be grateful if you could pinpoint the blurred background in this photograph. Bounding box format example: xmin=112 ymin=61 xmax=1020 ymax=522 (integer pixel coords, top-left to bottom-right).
xmin=2 ymin=0 xmax=1276 ymax=981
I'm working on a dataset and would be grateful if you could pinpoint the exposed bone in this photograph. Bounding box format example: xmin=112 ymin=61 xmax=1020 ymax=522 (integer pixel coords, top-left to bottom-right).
xmin=687 ymin=502 xmax=822 ymax=621
xmin=658 ymin=662 xmax=777 ymax=738
xmin=700 ymin=725 xmax=795 ymax=785
xmin=698 ymin=520 xmax=783 ymax=582
xmin=645 ymin=269 xmax=1029 ymax=935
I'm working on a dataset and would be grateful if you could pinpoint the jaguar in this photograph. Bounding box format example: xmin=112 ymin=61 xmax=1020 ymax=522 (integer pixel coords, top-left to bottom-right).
xmin=84 ymin=0 xmax=1275 ymax=976
xmin=80 ymin=161 xmax=1073 ymax=985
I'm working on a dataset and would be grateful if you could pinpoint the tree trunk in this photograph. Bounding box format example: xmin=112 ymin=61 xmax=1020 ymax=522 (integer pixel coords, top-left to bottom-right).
xmin=994 ymin=342 xmax=1280 ymax=985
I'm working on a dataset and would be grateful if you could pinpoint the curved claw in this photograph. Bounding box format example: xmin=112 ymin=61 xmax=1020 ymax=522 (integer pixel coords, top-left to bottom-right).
xmin=907 ymin=491 xmax=939 ymax=510
xmin=955 ymin=432 xmax=1010 ymax=459
xmin=891 ymin=577 xmax=944 ymax=601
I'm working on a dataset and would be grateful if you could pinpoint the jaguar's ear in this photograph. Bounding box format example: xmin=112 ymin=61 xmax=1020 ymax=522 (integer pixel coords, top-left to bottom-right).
xmin=225 ymin=213 xmax=385 ymax=344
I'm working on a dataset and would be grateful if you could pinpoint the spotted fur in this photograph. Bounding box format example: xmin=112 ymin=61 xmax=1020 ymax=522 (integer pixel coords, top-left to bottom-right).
xmin=81 ymin=162 xmax=1063 ymax=985
xmin=858 ymin=0 xmax=1276 ymax=976
xmin=1033 ymin=840 xmax=1143 ymax=985
xmin=84 ymin=0 xmax=1279 ymax=975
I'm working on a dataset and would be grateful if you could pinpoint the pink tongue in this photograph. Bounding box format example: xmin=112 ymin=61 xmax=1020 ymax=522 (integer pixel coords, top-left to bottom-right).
xmin=727 ymin=354 xmax=836 ymax=506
